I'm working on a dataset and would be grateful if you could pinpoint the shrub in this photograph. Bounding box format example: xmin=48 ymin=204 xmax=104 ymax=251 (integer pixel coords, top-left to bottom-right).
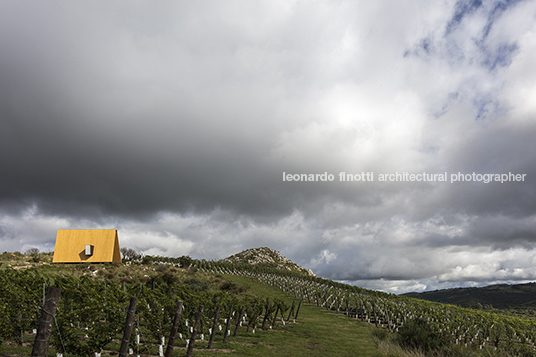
xmin=178 ymin=255 xmax=192 ymax=268
xmin=397 ymin=318 xmax=447 ymax=352
xmin=184 ymin=278 xmax=209 ymax=292
xmin=220 ymin=281 xmax=246 ymax=293
xmin=371 ymin=327 xmax=389 ymax=341
xmin=160 ymin=270 xmax=178 ymax=285
xmin=104 ymin=270 xmax=117 ymax=280
xmin=220 ymin=281 xmax=238 ymax=291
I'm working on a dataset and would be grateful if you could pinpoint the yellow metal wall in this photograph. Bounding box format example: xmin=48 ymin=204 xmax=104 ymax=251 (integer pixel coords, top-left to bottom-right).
xmin=52 ymin=229 xmax=122 ymax=263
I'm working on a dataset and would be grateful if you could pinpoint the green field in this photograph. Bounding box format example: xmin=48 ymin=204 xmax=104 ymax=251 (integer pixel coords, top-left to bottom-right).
xmin=209 ymin=274 xmax=380 ymax=357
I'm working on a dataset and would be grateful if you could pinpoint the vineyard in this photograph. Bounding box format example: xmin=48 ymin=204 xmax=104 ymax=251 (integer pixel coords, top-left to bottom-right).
xmin=1 ymin=251 xmax=536 ymax=356
xmin=199 ymin=260 xmax=536 ymax=355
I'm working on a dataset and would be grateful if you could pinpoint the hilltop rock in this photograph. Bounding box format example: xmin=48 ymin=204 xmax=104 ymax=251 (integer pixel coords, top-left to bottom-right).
xmin=221 ymin=247 xmax=315 ymax=277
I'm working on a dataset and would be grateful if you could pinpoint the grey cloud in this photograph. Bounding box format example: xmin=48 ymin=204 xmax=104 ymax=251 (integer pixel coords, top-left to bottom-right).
xmin=1 ymin=0 xmax=536 ymax=293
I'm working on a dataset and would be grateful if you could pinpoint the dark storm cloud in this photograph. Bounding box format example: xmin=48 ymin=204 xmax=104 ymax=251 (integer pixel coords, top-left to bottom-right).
xmin=0 ymin=1 xmax=300 ymax=220
xmin=1 ymin=0 xmax=536 ymax=293
xmin=1 ymin=0 xmax=375 ymax=223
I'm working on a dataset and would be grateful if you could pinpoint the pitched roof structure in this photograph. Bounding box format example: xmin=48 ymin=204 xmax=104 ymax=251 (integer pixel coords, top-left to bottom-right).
xmin=52 ymin=229 xmax=122 ymax=263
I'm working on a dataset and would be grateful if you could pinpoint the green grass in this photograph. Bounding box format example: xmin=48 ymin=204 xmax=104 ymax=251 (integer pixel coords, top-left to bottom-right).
xmin=200 ymin=274 xmax=381 ymax=357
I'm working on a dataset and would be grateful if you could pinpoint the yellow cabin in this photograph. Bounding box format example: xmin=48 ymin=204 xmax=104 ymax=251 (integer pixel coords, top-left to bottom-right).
xmin=52 ymin=229 xmax=122 ymax=263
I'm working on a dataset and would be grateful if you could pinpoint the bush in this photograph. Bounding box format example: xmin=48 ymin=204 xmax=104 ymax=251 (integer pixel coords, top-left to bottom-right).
xmin=397 ymin=318 xmax=447 ymax=352
xmin=156 ymin=267 xmax=179 ymax=285
xmin=371 ymin=327 xmax=389 ymax=341
xmin=0 ymin=252 xmax=22 ymax=261
xmin=220 ymin=281 xmax=238 ymax=291
xmin=178 ymin=255 xmax=192 ymax=268
xmin=184 ymin=278 xmax=209 ymax=292
xmin=502 ymin=341 xmax=536 ymax=357
xmin=142 ymin=255 xmax=154 ymax=264
xmin=220 ymin=281 xmax=246 ymax=293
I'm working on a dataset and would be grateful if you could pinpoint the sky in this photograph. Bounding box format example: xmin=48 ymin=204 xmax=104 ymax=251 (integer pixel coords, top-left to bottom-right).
xmin=1 ymin=0 xmax=536 ymax=294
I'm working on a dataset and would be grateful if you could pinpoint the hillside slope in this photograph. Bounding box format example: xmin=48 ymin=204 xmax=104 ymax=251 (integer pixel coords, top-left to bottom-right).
xmin=403 ymin=282 xmax=536 ymax=309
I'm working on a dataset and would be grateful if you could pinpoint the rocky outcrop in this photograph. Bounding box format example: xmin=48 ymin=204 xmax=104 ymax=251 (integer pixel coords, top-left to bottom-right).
xmin=221 ymin=247 xmax=315 ymax=276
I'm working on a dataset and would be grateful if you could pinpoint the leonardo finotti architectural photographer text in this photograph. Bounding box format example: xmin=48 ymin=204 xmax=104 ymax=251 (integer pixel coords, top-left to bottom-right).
xmin=282 ymin=172 xmax=527 ymax=184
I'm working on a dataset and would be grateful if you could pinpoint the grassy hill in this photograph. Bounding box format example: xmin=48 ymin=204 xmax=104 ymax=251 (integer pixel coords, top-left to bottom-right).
xmin=3 ymin=249 xmax=536 ymax=356
xmin=402 ymin=282 xmax=536 ymax=310
xmin=0 ymin=249 xmax=381 ymax=357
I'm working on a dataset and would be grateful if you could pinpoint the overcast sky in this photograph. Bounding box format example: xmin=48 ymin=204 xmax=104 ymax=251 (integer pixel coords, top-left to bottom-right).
xmin=2 ymin=0 xmax=536 ymax=293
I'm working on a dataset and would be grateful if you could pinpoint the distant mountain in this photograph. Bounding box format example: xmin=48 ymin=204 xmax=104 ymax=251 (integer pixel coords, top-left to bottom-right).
xmin=402 ymin=282 xmax=536 ymax=309
xmin=220 ymin=247 xmax=315 ymax=277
